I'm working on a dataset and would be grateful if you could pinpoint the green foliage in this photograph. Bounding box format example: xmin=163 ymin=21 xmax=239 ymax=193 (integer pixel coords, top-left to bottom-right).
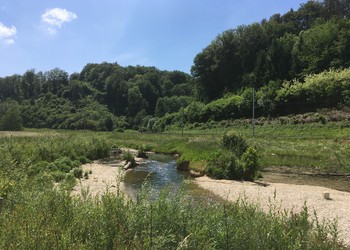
xmin=221 ymin=130 xmax=248 ymax=157
xmin=0 ymin=183 xmax=342 ymax=249
xmin=192 ymin=3 xmax=350 ymax=101
xmin=72 ymin=167 xmax=83 ymax=179
xmin=122 ymin=151 xmax=135 ymax=164
xmin=206 ymin=150 xmax=242 ymax=179
xmin=276 ymin=68 xmax=350 ymax=114
xmin=241 ymin=147 xmax=260 ymax=181
xmin=203 ymin=95 xmax=244 ymax=121
xmin=137 ymin=148 xmax=148 ymax=158
xmin=206 ymin=131 xmax=259 ymax=180
xmin=0 ymin=101 xmax=23 ymax=131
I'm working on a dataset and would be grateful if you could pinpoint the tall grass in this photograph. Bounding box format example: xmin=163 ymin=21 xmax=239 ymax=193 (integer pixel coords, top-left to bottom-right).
xmin=0 ymin=182 xmax=342 ymax=249
xmin=0 ymin=129 xmax=347 ymax=248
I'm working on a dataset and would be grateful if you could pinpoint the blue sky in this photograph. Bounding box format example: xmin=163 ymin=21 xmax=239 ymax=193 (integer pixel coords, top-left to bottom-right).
xmin=0 ymin=0 xmax=308 ymax=77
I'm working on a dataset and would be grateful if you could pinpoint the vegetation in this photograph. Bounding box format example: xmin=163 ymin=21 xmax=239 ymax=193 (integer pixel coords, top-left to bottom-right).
xmin=0 ymin=184 xmax=342 ymax=249
xmin=1 ymin=1 xmax=350 ymax=132
xmin=0 ymin=130 xmax=344 ymax=249
xmin=0 ymin=128 xmax=349 ymax=249
xmin=0 ymin=1 xmax=349 ymax=247
xmin=206 ymin=131 xmax=260 ymax=181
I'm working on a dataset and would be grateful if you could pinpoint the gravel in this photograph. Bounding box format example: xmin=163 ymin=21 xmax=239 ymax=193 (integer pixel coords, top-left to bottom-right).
xmin=194 ymin=176 xmax=350 ymax=246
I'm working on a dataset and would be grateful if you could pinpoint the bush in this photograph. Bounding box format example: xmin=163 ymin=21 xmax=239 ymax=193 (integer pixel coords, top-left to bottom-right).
xmin=137 ymin=149 xmax=148 ymax=158
xmin=206 ymin=148 xmax=259 ymax=181
xmin=206 ymin=150 xmax=243 ymax=180
xmin=241 ymin=147 xmax=260 ymax=181
xmin=206 ymin=132 xmax=260 ymax=181
xmin=221 ymin=130 xmax=248 ymax=157
xmin=72 ymin=167 xmax=83 ymax=179
xmin=51 ymin=171 xmax=66 ymax=182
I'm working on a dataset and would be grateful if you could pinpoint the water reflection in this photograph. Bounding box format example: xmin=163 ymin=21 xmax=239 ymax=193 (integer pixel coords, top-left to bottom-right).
xmin=123 ymin=155 xmax=190 ymax=199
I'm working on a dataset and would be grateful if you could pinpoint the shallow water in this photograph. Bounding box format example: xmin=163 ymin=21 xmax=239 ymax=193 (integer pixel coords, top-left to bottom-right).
xmin=123 ymin=154 xmax=189 ymax=199
xmin=122 ymin=154 xmax=224 ymax=202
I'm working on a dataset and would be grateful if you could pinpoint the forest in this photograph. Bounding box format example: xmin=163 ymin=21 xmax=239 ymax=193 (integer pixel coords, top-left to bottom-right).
xmin=1 ymin=0 xmax=350 ymax=132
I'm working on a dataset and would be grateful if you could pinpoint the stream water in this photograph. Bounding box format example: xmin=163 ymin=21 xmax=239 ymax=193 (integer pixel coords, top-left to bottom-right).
xmin=122 ymin=154 xmax=350 ymax=199
xmin=123 ymin=154 xmax=190 ymax=199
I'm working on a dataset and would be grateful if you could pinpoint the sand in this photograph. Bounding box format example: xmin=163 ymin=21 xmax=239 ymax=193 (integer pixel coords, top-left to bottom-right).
xmin=194 ymin=176 xmax=350 ymax=246
xmin=71 ymin=161 xmax=125 ymax=197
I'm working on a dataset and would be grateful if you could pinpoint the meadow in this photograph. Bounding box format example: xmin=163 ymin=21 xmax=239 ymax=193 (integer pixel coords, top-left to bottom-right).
xmin=106 ymin=121 xmax=350 ymax=174
xmin=0 ymin=123 xmax=349 ymax=249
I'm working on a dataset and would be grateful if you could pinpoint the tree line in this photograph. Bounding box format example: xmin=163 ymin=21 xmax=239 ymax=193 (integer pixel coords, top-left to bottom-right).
xmin=1 ymin=0 xmax=350 ymax=131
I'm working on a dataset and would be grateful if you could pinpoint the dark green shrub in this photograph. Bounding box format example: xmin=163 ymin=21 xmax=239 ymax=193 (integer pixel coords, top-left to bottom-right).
xmin=221 ymin=130 xmax=248 ymax=157
xmin=28 ymin=161 xmax=49 ymax=176
xmin=86 ymin=138 xmax=110 ymax=160
xmin=51 ymin=171 xmax=65 ymax=182
xmin=176 ymin=158 xmax=190 ymax=171
xmin=207 ymin=147 xmax=260 ymax=181
xmin=72 ymin=167 xmax=83 ymax=179
xmin=78 ymin=156 xmax=90 ymax=164
xmin=206 ymin=150 xmax=243 ymax=180
xmin=241 ymin=147 xmax=260 ymax=181
xmin=61 ymin=172 xmax=76 ymax=189
xmin=137 ymin=149 xmax=148 ymax=158
xmin=83 ymin=171 xmax=89 ymax=179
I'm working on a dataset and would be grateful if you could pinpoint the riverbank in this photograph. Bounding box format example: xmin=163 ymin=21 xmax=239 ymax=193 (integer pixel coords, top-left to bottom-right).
xmin=194 ymin=176 xmax=350 ymax=246
xmin=72 ymin=161 xmax=125 ymax=197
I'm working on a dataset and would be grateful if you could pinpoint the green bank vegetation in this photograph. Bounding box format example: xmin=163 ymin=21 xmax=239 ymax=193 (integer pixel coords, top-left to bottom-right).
xmin=0 ymin=131 xmax=345 ymax=249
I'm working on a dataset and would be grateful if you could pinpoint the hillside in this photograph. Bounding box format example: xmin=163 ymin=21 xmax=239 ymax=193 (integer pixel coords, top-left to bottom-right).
xmin=1 ymin=0 xmax=350 ymax=131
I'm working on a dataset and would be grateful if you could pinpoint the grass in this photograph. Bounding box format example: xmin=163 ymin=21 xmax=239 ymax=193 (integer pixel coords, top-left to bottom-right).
xmin=105 ymin=122 xmax=350 ymax=173
xmin=0 ymin=181 xmax=343 ymax=249
xmin=0 ymin=126 xmax=348 ymax=248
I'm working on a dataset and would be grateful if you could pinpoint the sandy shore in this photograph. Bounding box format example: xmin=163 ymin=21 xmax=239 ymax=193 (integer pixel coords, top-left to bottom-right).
xmin=194 ymin=176 xmax=350 ymax=246
xmin=71 ymin=161 xmax=125 ymax=197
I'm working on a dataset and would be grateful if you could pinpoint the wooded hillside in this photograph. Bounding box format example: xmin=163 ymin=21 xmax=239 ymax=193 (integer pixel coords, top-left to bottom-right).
xmin=1 ymin=0 xmax=350 ymax=131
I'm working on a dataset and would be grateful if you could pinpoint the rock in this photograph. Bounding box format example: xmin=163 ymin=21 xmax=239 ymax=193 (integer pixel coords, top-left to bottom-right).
xmin=323 ymin=192 xmax=331 ymax=200
xmin=190 ymin=170 xmax=204 ymax=178
xmin=124 ymin=161 xmax=132 ymax=170
xmin=123 ymin=160 xmax=138 ymax=170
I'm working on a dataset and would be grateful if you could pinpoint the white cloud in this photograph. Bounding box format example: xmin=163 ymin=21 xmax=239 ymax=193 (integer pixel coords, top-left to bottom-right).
xmin=41 ymin=8 xmax=77 ymax=34
xmin=0 ymin=22 xmax=16 ymax=45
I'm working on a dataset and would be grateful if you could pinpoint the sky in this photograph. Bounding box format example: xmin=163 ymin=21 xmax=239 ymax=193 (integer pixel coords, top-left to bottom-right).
xmin=0 ymin=0 xmax=308 ymax=77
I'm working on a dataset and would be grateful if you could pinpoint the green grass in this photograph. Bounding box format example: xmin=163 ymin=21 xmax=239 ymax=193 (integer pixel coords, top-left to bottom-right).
xmin=105 ymin=122 xmax=350 ymax=173
xmin=0 ymin=182 xmax=343 ymax=249
xmin=0 ymin=127 xmax=348 ymax=248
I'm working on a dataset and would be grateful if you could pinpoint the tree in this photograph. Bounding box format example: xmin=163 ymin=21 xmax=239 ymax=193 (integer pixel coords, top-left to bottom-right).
xmin=0 ymin=104 xmax=23 ymax=131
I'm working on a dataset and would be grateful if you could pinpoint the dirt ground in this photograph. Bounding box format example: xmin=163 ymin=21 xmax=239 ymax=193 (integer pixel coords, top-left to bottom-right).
xmin=194 ymin=176 xmax=350 ymax=246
